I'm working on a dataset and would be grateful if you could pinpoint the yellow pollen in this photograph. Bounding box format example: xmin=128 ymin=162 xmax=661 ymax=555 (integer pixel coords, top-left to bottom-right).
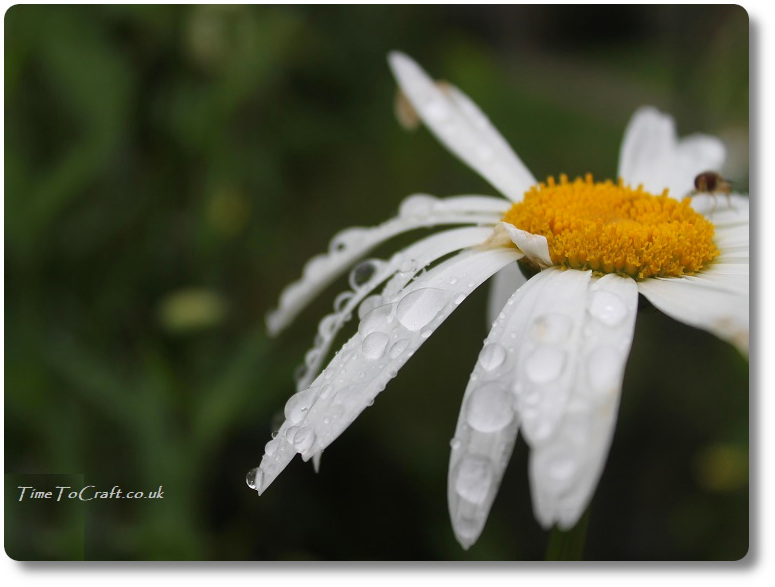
xmin=502 ymin=174 xmax=719 ymax=279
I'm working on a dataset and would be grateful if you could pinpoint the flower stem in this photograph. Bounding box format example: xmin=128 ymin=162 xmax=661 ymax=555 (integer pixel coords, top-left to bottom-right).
xmin=544 ymin=506 xmax=591 ymax=561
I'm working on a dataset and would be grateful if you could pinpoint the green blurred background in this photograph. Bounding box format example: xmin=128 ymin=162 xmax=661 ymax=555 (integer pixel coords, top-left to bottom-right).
xmin=5 ymin=5 xmax=749 ymax=560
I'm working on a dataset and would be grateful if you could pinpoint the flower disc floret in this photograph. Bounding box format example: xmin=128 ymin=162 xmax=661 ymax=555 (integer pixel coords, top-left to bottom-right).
xmin=502 ymin=174 xmax=719 ymax=279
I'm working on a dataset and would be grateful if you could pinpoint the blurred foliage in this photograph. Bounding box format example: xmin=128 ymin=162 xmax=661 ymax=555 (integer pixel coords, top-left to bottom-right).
xmin=5 ymin=5 xmax=748 ymax=560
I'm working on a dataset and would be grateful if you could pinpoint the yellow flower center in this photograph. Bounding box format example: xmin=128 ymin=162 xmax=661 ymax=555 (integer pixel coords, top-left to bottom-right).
xmin=502 ymin=174 xmax=719 ymax=279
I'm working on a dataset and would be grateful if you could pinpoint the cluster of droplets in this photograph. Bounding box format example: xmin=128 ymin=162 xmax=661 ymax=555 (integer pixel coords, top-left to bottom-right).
xmin=265 ymin=194 xmax=506 ymax=337
xmin=293 ymin=257 xmax=388 ymax=392
xmin=448 ymin=270 xmax=637 ymax=543
xmin=250 ymin=248 xmax=516 ymax=495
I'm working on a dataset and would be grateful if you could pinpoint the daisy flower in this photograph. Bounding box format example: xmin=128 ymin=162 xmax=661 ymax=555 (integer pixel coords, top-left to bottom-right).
xmin=248 ymin=52 xmax=749 ymax=549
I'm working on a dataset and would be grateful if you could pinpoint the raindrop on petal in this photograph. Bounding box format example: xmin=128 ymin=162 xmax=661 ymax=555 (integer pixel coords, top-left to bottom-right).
xmin=329 ymin=227 xmax=366 ymax=253
xmin=386 ymin=339 xmax=407 ymax=360
xmin=525 ymin=346 xmax=566 ymax=384
xmin=264 ymin=439 xmax=279 ymax=457
xmin=548 ymin=455 xmax=577 ymax=482
xmin=333 ymin=291 xmax=355 ymax=313
xmin=358 ymin=295 xmax=383 ymax=319
xmin=284 ymin=388 xmax=316 ymax=424
xmin=358 ymin=303 xmax=394 ymax=336
xmin=395 ymin=288 xmax=450 ymax=331
xmin=290 ymin=427 xmax=316 ymax=453
xmin=454 ymin=456 xmax=493 ymax=505
xmin=246 ymin=467 xmax=262 ymax=490
xmin=588 ymin=290 xmax=627 ymax=327
xmin=361 ymin=332 xmax=389 ymax=360
xmin=465 ymin=382 xmax=514 ymax=432
xmin=349 ymin=260 xmax=379 ymax=289
xmin=478 ymin=343 xmax=506 ymax=372
xmin=399 ymin=194 xmax=437 ymax=217
xmin=530 ymin=313 xmax=573 ymax=344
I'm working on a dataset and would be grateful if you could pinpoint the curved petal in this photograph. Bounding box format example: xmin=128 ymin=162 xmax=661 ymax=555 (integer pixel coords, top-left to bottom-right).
xmin=295 ymin=225 xmax=495 ymax=391
xmin=388 ymin=52 xmax=536 ymax=202
xmin=499 ymin=222 xmax=553 ymax=268
xmin=254 ymin=247 xmax=521 ymax=495
xmin=447 ymin=267 xmax=590 ymax=548
xmin=266 ymin=193 xmax=505 ymax=335
xmin=487 ymin=262 xmax=526 ymax=328
xmin=527 ymin=273 xmax=638 ymax=529
xmin=618 ymin=106 xmax=726 ymax=198
xmin=637 ymin=269 xmax=749 ymax=357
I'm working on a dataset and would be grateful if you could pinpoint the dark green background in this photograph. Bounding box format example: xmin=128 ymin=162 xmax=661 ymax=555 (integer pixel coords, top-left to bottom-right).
xmin=5 ymin=5 xmax=749 ymax=560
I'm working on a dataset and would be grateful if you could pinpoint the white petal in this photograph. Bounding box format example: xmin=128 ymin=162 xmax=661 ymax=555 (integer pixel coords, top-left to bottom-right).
xmin=524 ymin=273 xmax=639 ymax=529
xmin=266 ymin=193 xmax=503 ymax=335
xmin=255 ymin=247 xmax=521 ymax=495
xmin=295 ymin=225 xmax=495 ymax=391
xmin=618 ymin=106 xmax=726 ymax=198
xmin=637 ymin=271 xmax=749 ymax=357
xmin=487 ymin=262 xmax=526 ymax=328
xmin=447 ymin=268 xmax=587 ymax=548
xmin=691 ymin=193 xmax=750 ymax=228
xmin=499 ymin=222 xmax=553 ymax=268
xmin=637 ymin=193 xmax=748 ymax=356
xmin=388 ymin=52 xmax=536 ymax=202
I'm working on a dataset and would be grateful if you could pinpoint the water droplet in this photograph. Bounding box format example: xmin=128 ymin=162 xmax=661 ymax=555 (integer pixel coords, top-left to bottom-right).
xmin=548 ymin=455 xmax=577 ymax=482
xmin=389 ymin=339 xmax=409 ymax=359
xmin=333 ymin=291 xmax=354 ymax=313
xmin=453 ymin=293 xmax=466 ymax=305
xmin=420 ymin=327 xmax=433 ymax=338
xmin=284 ymin=388 xmax=316 ymax=424
xmin=399 ymin=194 xmax=437 ymax=217
xmin=395 ymin=288 xmax=449 ymax=331
xmin=329 ymin=227 xmax=366 ymax=253
xmin=358 ymin=295 xmax=382 ymax=319
xmin=319 ymin=384 xmax=333 ymax=399
xmin=264 ymin=439 xmax=279 ymax=457
xmin=449 ymin=277 xmax=458 ymax=285
xmin=454 ymin=456 xmax=493 ymax=505
xmin=465 ymin=382 xmax=514 ymax=432
xmin=530 ymin=313 xmax=573 ymax=344
xmin=317 ymin=314 xmax=339 ymax=340
xmin=246 ymin=467 xmax=262 ymax=490
xmin=478 ymin=343 xmax=506 ymax=372
xmin=358 ymin=303 xmax=394 ymax=336
xmin=525 ymin=346 xmax=566 ymax=384
xmin=398 ymin=255 xmax=418 ymax=273
xmin=587 ymin=345 xmax=623 ymax=398
xmin=290 ymin=427 xmax=316 ymax=453
xmin=450 ymin=438 xmax=461 ymax=450
xmin=361 ymin=332 xmax=389 ymax=360
xmin=349 ymin=260 xmax=379 ymax=289
xmin=520 ymin=385 xmax=541 ymax=407
xmin=293 ymin=364 xmax=308 ymax=384
xmin=304 ymin=348 xmax=322 ymax=368
xmin=588 ymin=290 xmax=627 ymax=327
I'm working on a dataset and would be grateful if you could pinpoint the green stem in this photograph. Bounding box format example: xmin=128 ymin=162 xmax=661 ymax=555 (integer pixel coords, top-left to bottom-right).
xmin=544 ymin=506 xmax=591 ymax=561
